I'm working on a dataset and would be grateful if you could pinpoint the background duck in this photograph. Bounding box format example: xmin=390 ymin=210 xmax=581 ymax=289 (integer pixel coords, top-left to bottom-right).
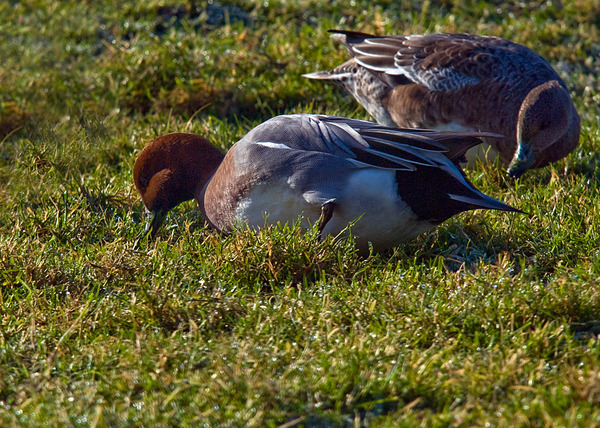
xmin=134 ymin=114 xmax=520 ymax=252
xmin=304 ymin=30 xmax=581 ymax=178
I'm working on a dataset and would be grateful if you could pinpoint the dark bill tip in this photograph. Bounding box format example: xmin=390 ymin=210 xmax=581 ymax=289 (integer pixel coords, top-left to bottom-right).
xmin=507 ymin=142 xmax=535 ymax=179
xmin=144 ymin=208 xmax=167 ymax=238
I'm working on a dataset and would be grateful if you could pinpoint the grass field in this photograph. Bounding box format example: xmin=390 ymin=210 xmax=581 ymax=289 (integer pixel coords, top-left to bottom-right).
xmin=1 ymin=0 xmax=600 ymax=426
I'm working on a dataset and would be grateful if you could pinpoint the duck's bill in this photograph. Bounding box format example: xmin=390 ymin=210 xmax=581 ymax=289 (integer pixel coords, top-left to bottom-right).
xmin=507 ymin=141 xmax=535 ymax=178
xmin=144 ymin=208 xmax=166 ymax=238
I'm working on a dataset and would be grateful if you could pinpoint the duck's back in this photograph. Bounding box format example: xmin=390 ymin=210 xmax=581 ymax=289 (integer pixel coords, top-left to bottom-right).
xmin=200 ymin=115 xmax=518 ymax=251
xmin=336 ymin=32 xmax=570 ymax=163
xmin=341 ymin=32 xmax=565 ymax=92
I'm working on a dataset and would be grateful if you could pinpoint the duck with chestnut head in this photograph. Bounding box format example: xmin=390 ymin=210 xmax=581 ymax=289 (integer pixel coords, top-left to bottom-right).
xmin=133 ymin=114 xmax=521 ymax=252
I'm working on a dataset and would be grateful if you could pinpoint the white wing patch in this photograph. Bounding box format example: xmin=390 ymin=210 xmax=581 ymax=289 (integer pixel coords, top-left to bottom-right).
xmin=255 ymin=141 xmax=292 ymax=150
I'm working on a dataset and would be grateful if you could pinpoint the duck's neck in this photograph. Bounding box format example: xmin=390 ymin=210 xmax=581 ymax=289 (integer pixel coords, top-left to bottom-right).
xmin=192 ymin=150 xmax=226 ymax=201
xmin=534 ymin=104 xmax=581 ymax=168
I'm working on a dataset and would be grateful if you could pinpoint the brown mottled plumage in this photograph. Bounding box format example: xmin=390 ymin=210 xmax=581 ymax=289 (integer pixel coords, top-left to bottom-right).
xmin=304 ymin=30 xmax=580 ymax=178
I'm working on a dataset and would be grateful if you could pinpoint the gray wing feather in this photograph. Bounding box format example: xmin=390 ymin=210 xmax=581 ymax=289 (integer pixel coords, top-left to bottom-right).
xmin=243 ymin=115 xmax=491 ymax=175
xmin=301 ymin=115 xmax=476 ymax=171
xmin=239 ymin=114 xmax=499 ymax=206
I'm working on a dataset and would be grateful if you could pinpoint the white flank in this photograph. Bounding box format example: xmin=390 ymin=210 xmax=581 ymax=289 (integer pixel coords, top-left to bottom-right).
xmin=320 ymin=168 xmax=433 ymax=252
xmin=235 ymin=180 xmax=319 ymax=230
xmin=234 ymin=167 xmax=436 ymax=252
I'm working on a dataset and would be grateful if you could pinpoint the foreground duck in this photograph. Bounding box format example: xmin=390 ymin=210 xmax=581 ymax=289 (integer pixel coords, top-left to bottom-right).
xmin=304 ymin=31 xmax=580 ymax=178
xmin=134 ymin=114 xmax=520 ymax=252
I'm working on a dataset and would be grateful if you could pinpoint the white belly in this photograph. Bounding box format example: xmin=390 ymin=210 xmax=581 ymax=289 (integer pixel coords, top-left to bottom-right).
xmin=234 ymin=180 xmax=321 ymax=229
xmin=321 ymin=169 xmax=434 ymax=252
xmin=234 ymin=169 xmax=435 ymax=252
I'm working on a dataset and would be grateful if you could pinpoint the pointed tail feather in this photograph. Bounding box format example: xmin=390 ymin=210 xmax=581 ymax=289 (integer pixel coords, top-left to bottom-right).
xmin=303 ymin=70 xmax=348 ymax=80
xmin=328 ymin=30 xmax=375 ymax=46
xmin=448 ymin=193 xmax=523 ymax=213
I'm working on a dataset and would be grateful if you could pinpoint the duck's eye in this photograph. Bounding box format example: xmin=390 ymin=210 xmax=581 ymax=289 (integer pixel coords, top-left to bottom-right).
xmin=139 ymin=175 xmax=149 ymax=189
xmin=539 ymin=120 xmax=551 ymax=131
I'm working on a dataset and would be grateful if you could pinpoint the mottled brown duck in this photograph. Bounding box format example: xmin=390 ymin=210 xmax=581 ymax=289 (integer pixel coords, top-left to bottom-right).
xmin=304 ymin=30 xmax=580 ymax=178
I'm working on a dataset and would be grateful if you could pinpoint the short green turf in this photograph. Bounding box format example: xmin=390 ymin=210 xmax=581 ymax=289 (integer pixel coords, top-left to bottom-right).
xmin=1 ymin=1 xmax=600 ymax=426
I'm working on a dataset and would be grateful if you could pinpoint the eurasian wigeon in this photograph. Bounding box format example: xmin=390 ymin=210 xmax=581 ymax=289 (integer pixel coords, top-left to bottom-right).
xmin=133 ymin=114 xmax=520 ymax=252
xmin=304 ymin=31 xmax=580 ymax=178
